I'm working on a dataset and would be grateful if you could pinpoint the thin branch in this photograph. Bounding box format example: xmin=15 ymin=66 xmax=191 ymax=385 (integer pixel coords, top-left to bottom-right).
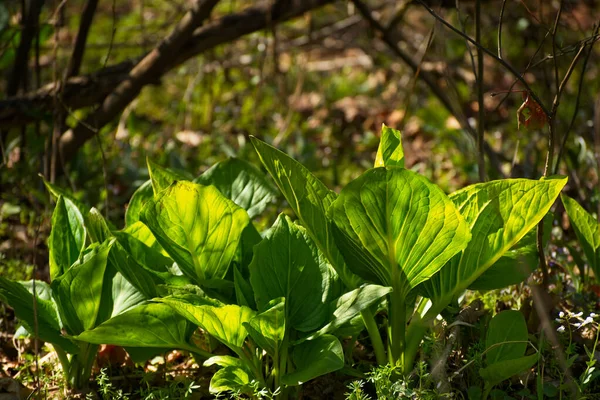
xmin=7 ymin=0 xmax=45 ymax=96
xmin=56 ymin=0 xmax=335 ymax=162
xmin=553 ymin=24 xmax=600 ymax=175
xmin=352 ymin=0 xmax=505 ymax=177
xmin=475 ymin=0 xmax=485 ymax=181
xmin=58 ymin=0 xmax=221 ymax=162
xmin=455 ymin=0 xmax=477 ymax=81
xmin=415 ymin=0 xmax=550 ymax=117
xmin=551 ymin=1 xmax=563 ymax=103
xmin=65 ymin=0 xmax=99 ymax=78
xmin=497 ymin=0 xmax=506 ymax=59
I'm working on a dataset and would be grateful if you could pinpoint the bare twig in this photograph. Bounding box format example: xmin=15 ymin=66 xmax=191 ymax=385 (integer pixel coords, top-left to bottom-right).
xmin=455 ymin=0 xmax=477 ymax=80
xmin=352 ymin=0 xmax=506 ymax=176
xmin=56 ymin=0 xmax=333 ymax=163
xmin=103 ymin=0 xmax=117 ymax=68
xmin=475 ymin=0 xmax=485 ymax=181
xmin=497 ymin=0 xmax=506 ymax=59
xmin=595 ymin=95 xmax=600 ymax=221
xmin=554 ymin=23 xmax=600 ymax=175
xmin=0 ymin=0 xmax=337 ymax=132
xmin=51 ymin=0 xmax=68 ymax=184
xmin=58 ymin=0 xmax=220 ymax=164
xmin=415 ymin=0 xmax=550 ymax=117
xmin=397 ymin=25 xmax=436 ymax=132
xmin=65 ymin=0 xmax=99 ymax=78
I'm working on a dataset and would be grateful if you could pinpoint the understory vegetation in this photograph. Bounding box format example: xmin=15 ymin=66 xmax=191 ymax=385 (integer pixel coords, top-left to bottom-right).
xmin=1 ymin=1 xmax=600 ymax=399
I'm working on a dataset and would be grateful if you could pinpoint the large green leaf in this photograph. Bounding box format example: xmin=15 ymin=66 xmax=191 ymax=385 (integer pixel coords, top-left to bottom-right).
xmin=561 ymin=194 xmax=600 ymax=276
xmin=140 ymin=181 xmax=250 ymax=284
xmin=243 ymin=297 xmax=285 ymax=356
xmin=75 ymin=302 xmax=197 ymax=352
xmin=194 ymin=158 xmax=277 ymax=219
xmin=329 ymin=167 xmax=470 ymax=297
xmin=301 ymin=284 xmax=391 ymax=343
xmin=48 ymin=196 xmax=86 ymax=281
xmin=233 ymin=266 xmax=256 ymax=309
xmin=159 ymin=300 xmax=255 ymax=350
xmin=42 ymin=177 xmax=87 ymax=213
xmin=98 ymin=259 xmax=147 ymax=322
xmin=51 ymin=242 xmax=110 ymax=335
xmin=468 ymin=212 xmax=552 ymax=290
xmin=0 ymin=278 xmax=78 ymax=354
xmin=251 ymin=137 xmax=361 ymax=289
xmin=374 ymin=125 xmax=404 ymax=168
xmin=147 ymin=158 xmax=193 ymax=195
xmin=85 ymin=208 xmax=112 ymax=244
xmin=106 ymin=242 xmax=164 ymax=299
xmin=423 ymin=177 xmax=567 ymax=302
xmin=125 ymin=180 xmax=153 ymax=227
xmin=485 ymin=310 xmax=528 ymax=365
xmin=480 ymin=354 xmax=537 ymax=388
xmin=120 ymin=220 xmax=166 ymax=255
xmin=209 ymin=366 xmax=251 ymax=394
xmin=204 ymin=355 xmax=247 ymax=370
xmin=249 ymin=214 xmax=337 ymax=332
xmin=281 ymin=335 xmax=344 ymax=386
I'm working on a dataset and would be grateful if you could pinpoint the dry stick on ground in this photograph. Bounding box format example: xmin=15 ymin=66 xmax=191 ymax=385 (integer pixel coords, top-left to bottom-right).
xmin=351 ymin=0 xmax=505 ymax=176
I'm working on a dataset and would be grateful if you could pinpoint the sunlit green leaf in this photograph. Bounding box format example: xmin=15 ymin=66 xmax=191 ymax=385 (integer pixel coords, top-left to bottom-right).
xmin=125 ymin=180 xmax=153 ymax=227
xmin=330 ymin=167 xmax=470 ymax=298
xmin=204 ymin=355 xmax=247 ymax=369
xmin=209 ymin=366 xmax=251 ymax=394
xmin=468 ymin=213 xmax=552 ymax=290
xmin=249 ymin=214 xmax=337 ymax=332
xmin=141 ymin=181 xmax=250 ymax=285
xmin=0 ymin=278 xmax=78 ymax=354
xmin=159 ymin=300 xmax=255 ymax=350
xmin=85 ymin=207 xmax=112 ymax=243
xmin=147 ymin=158 xmax=193 ymax=195
xmin=51 ymin=242 xmax=110 ymax=335
xmin=374 ymin=125 xmax=404 ymax=168
xmin=243 ymin=297 xmax=285 ymax=356
xmin=561 ymin=194 xmax=600 ymax=276
xmin=75 ymin=303 xmax=197 ymax=352
xmin=301 ymin=284 xmax=391 ymax=342
xmin=251 ymin=137 xmax=361 ymax=289
xmin=195 ymin=158 xmax=277 ymax=218
xmin=48 ymin=196 xmax=86 ymax=280
xmin=423 ymin=177 xmax=567 ymax=303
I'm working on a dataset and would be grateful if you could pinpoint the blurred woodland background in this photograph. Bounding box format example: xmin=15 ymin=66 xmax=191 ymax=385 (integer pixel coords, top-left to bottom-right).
xmin=2 ymin=1 xmax=600 ymax=398
xmin=0 ymin=0 xmax=599 ymax=307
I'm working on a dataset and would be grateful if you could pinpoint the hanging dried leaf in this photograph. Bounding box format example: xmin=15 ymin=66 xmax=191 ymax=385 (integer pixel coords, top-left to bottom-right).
xmin=517 ymin=92 xmax=546 ymax=131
